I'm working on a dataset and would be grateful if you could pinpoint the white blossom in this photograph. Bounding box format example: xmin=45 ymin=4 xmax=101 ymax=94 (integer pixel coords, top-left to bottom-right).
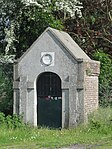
xmin=22 ymin=0 xmax=83 ymax=18
xmin=5 ymin=23 xmax=16 ymax=54
xmin=22 ymin=0 xmax=43 ymax=7
xmin=0 ymin=54 xmax=16 ymax=64
xmin=56 ymin=0 xmax=83 ymax=18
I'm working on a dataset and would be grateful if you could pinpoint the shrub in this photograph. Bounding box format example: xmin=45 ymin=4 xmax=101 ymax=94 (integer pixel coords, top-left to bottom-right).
xmin=88 ymin=108 xmax=112 ymax=133
xmin=0 ymin=112 xmax=25 ymax=129
xmin=0 ymin=64 xmax=13 ymax=115
xmin=92 ymin=50 xmax=112 ymax=107
xmin=12 ymin=114 xmax=25 ymax=129
xmin=0 ymin=112 xmax=5 ymax=125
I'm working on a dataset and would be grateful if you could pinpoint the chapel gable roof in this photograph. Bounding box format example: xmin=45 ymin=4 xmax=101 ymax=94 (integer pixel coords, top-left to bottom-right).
xmin=18 ymin=27 xmax=90 ymax=63
xmin=48 ymin=27 xmax=90 ymax=61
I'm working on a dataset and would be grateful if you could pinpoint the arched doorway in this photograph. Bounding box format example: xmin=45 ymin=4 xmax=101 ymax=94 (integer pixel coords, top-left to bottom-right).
xmin=37 ymin=72 xmax=62 ymax=128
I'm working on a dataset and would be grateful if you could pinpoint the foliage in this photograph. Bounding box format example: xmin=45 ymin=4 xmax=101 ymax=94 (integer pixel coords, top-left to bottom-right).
xmin=0 ymin=0 xmax=63 ymax=115
xmin=0 ymin=63 xmax=13 ymax=115
xmin=88 ymin=108 xmax=112 ymax=132
xmin=24 ymin=0 xmax=83 ymax=18
xmin=14 ymin=5 xmax=63 ymax=58
xmin=0 ymin=112 xmax=24 ymax=129
xmin=0 ymin=112 xmax=5 ymax=124
xmin=63 ymin=0 xmax=112 ymax=107
xmin=0 ymin=0 xmax=24 ymax=55
xmin=0 ymin=0 xmax=64 ymax=59
xmin=93 ymin=50 xmax=112 ymax=107
xmin=64 ymin=0 xmax=112 ymax=57
xmin=0 ymin=0 xmax=83 ymax=58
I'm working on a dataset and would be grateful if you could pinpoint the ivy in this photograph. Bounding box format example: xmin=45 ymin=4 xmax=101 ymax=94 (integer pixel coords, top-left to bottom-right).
xmin=93 ymin=50 xmax=112 ymax=107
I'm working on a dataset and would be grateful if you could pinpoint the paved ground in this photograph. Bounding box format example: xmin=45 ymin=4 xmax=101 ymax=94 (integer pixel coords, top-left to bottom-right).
xmin=2 ymin=144 xmax=112 ymax=149
xmin=60 ymin=144 xmax=87 ymax=149
xmin=60 ymin=144 xmax=112 ymax=149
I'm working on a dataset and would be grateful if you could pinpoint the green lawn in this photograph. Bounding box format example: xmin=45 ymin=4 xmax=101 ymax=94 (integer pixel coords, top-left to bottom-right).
xmin=0 ymin=126 xmax=112 ymax=148
xmin=0 ymin=108 xmax=112 ymax=148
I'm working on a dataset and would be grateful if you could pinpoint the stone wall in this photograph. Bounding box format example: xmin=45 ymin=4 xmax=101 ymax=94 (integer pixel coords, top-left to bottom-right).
xmin=84 ymin=60 xmax=100 ymax=121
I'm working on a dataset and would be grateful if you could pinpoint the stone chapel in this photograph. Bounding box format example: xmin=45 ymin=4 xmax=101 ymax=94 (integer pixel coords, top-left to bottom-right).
xmin=13 ymin=27 xmax=100 ymax=128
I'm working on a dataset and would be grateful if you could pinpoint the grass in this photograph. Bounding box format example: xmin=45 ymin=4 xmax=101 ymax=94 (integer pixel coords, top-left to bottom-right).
xmin=0 ymin=126 xmax=112 ymax=148
xmin=0 ymin=108 xmax=112 ymax=148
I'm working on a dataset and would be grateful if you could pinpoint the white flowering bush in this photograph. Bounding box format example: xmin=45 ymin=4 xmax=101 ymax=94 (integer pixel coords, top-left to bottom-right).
xmin=22 ymin=0 xmax=83 ymax=18
xmin=0 ymin=54 xmax=15 ymax=64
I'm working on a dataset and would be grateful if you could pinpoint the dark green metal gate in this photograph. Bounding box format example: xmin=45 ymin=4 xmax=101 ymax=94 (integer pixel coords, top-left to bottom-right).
xmin=37 ymin=72 xmax=62 ymax=128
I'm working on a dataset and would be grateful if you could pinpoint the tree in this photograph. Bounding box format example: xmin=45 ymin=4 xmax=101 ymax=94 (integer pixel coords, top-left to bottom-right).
xmin=0 ymin=0 xmax=63 ymax=114
xmin=63 ymin=0 xmax=112 ymax=106
xmin=0 ymin=0 xmax=24 ymax=56
xmin=64 ymin=0 xmax=112 ymax=57
xmin=0 ymin=63 xmax=13 ymax=115
xmin=93 ymin=50 xmax=112 ymax=107
xmin=13 ymin=4 xmax=63 ymax=58
xmin=0 ymin=0 xmax=82 ymax=58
